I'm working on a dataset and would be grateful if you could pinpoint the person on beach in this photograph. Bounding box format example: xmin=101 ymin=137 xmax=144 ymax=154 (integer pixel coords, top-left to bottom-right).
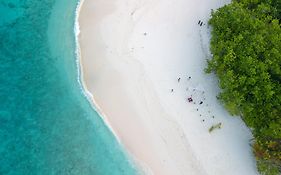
xmin=188 ymin=97 xmax=193 ymax=102
xmin=198 ymin=20 xmax=201 ymax=24
xmin=178 ymin=78 xmax=181 ymax=82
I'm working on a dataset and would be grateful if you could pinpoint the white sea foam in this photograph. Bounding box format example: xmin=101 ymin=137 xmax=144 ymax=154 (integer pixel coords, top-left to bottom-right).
xmin=73 ymin=2 xmax=148 ymax=173
xmin=77 ymin=0 xmax=258 ymax=174
xmin=73 ymin=0 xmax=123 ymax=145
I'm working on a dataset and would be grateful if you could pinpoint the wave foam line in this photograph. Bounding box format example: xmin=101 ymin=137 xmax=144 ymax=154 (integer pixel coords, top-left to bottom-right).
xmin=74 ymin=0 xmax=122 ymax=144
xmin=73 ymin=2 xmax=154 ymax=173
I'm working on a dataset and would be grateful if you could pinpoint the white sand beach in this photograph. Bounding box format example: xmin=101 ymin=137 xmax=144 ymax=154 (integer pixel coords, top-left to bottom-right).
xmin=78 ymin=0 xmax=259 ymax=174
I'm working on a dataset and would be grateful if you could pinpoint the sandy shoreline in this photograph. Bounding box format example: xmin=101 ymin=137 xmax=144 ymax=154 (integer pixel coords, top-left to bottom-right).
xmin=78 ymin=0 xmax=259 ymax=174
xmin=75 ymin=0 xmax=124 ymax=145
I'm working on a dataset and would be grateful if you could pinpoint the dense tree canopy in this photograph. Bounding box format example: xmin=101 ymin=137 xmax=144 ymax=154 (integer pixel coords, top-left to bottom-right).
xmin=207 ymin=0 xmax=281 ymax=174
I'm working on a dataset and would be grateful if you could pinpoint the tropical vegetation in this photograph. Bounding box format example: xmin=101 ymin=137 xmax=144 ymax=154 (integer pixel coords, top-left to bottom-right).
xmin=207 ymin=0 xmax=281 ymax=174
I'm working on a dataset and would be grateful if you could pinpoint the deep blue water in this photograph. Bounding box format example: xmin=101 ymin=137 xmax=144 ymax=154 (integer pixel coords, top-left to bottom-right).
xmin=0 ymin=0 xmax=138 ymax=174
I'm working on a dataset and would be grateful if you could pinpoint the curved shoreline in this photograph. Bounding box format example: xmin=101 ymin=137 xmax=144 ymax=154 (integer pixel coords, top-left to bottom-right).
xmin=77 ymin=0 xmax=259 ymax=174
xmin=74 ymin=0 xmax=144 ymax=173
xmin=75 ymin=0 xmax=121 ymax=142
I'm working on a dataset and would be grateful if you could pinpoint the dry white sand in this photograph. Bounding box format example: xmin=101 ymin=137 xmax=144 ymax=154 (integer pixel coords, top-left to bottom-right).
xmin=78 ymin=0 xmax=260 ymax=174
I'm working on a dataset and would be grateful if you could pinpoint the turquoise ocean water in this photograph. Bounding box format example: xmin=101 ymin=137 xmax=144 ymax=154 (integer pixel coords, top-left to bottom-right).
xmin=0 ymin=0 xmax=138 ymax=174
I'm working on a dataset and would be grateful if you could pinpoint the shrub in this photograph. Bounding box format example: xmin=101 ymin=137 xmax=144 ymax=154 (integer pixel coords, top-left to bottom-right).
xmin=207 ymin=0 xmax=281 ymax=174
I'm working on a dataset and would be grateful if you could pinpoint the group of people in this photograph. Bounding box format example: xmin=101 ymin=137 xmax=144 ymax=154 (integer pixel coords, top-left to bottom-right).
xmin=172 ymin=76 xmax=192 ymax=92
xmin=171 ymin=76 xmax=219 ymax=124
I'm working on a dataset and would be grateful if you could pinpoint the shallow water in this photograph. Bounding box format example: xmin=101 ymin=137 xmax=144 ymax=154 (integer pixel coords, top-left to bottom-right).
xmin=0 ymin=0 xmax=137 ymax=174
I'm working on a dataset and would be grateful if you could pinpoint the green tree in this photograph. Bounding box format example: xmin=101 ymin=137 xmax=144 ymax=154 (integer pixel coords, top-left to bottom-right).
xmin=207 ymin=1 xmax=281 ymax=174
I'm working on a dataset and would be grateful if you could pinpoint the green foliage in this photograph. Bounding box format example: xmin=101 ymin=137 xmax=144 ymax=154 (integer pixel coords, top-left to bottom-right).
xmin=257 ymin=160 xmax=280 ymax=175
xmin=207 ymin=0 xmax=281 ymax=174
xmin=234 ymin=0 xmax=281 ymax=20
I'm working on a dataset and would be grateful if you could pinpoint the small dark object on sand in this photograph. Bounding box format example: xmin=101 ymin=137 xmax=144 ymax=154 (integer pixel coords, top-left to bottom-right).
xmin=196 ymin=108 xmax=198 ymax=111
xmin=178 ymin=78 xmax=181 ymax=82
xmin=198 ymin=20 xmax=201 ymax=24
xmin=171 ymin=89 xmax=174 ymax=92
xmin=188 ymin=76 xmax=191 ymax=79
xmin=188 ymin=97 xmax=193 ymax=102
xmin=144 ymin=32 xmax=147 ymax=36
xmin=199 ymin=101 xmax=203 ymax=105
xmin=209 ymin=123 xmax=222 ymax=133
xmin=200 ymin=21 xmax=203 ymax=26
